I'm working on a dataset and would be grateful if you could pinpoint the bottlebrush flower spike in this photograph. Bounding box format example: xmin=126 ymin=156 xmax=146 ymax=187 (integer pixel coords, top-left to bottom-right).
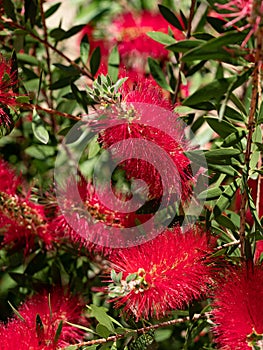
xmin=108 ymin=11 xmax=184 ymax=74
xmin=214 ymin=0 xmax=263 ymax=45
xmin=0 ymin=289 xmax=86 ymax=349
xmin=0 ymin=158 xmax=22 ymax=195
xmin=98 ymin=79 xmax=194 ymax=202
xmin=212 ymin=264 xmax=263 ymax=349
xmin=0 ymin=54 xmax=19 ymax=133
xmin=0 ymin=191 xmax=53 ymax=253
xmin=106 ymin=226 xmax=214 ymax=320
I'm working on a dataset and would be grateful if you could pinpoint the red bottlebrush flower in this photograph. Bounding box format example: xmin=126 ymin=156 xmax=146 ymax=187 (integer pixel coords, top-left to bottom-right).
xmin=214 ymin=0 xmax=263 ymax=45
xmin=0 ymin=191 xmax=54 ymax=253
xmin=106 ymin=226 xmax=213 ymax=320
xmin=0 ymin=158 xmax=22 ymax=195
xmin=109 ymin=11 xmax=184 ymax=74
xmin=51 ymin=177 xmax=153 ymax=252
xmin=254 ymin=240 xmax=263 ymax=263
xmin=0 ymin=289 xmax=85 ymax=349
xmin=98 ymin=79 xmax=194 ymax=203
xmin=212 ymin=264 xmax=263 ymax=350
xmin=0 ymin=55 xmax=19 ymax=131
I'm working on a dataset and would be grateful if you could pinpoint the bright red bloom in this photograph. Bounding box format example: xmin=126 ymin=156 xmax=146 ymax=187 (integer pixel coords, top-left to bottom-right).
xmin=0 ymin=289 xmax=85 ymax=349
xmin=109 ymin=11 xmax=184 ymax=74
xmin=51 ymin=177 xmax=152 ymax=252
xmin=0 ymin=158 xmax=22 ymax=195
xmin=0 ymin=191 xmax=54 ymax=253
xmin=0 ymin=55 xmax=18 ymax=131
xmin=106 ymin=226 xmax=214 ymax=320
xmin=212 ymin=264 xmax=263 ymax=350
xmin=98 ymin=80 xmax=194 ymax=203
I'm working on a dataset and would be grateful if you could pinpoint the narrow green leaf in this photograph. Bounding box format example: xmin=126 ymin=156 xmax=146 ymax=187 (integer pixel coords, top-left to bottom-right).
xmin=32 ymin=109 xmax=49 ymax=144
xmin=54 ymin=320 xmax=63 ymax=344
xmin=197 ymin=187 xmax=222 ymax=200
xmin=90 ymin=47 xmax=101 ymax=77
xmin=148 ymin=57 xmax=173 ymax=93
xmin=205 ymin=148 xmax=241 ymax=160
xmin=147 ymin=31 xmax=176 ymax=45
xmin=158 ymin=4 xmax=184 ymax=31
xmin=8 ymin=301 xmax=26 ymax=322
xmin=167 ymin=39 xmax=205 ymax=53
xmin=96 ymin=323 xmax=111 ymax=338
xmin=215 ymin=215 xmax=237 ymax=231
xmin=205 ymin=116 xmax=238 ymax=138
xmin=50 ymin=27 xmax=66 ymax=41
xmin=63 ymin=25 xmax=85 ymax=40
xmin=257 ymin=101 xmax=263 ymax=124
xmin=45 ymin=3 xmax=61 ymax=18
xmin=3 ymin=0 xmax=16 ymax=21
xmin=108 ymin=45 xmax=119 ymax=83
xmin=222 ymin=130 xmax=247 ymax=147
xmin=80 ymin=38 xmax=90 ymax=65
xmin=36 ymin=314 xmax=44 ymax=339
xmin=213 ymin=178 xmax=241 ymax=217
xmin=25 ymin=0 xmax=38 ymax=26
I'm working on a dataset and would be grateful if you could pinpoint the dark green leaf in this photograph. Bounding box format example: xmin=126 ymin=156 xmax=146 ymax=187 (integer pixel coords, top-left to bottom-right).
xmin=108 ymin=45 xmax=119 ymax=83
xmin=32 ymin=109 xmax=49 ymax=144
xmin=50 ymin=28 xmax=67 ymax=41
xmin=17 ymin=53 xmax=39 ymax=65
xmin=167 ymin=40 xmax=205 ymax=53
xmin=158 ymin=4 xmax=184 ymax=31
xmin=25 ymin=251 xmax=47 ymax=275
xmin=205 ymin=148 xmax=241 ymax=160
xmin=224 ymin=106 xmax=246 ymax=122
xmin=49 ymin=75 xmax=80 ymax=90
xmin=146 ymin=31 xmax=176 ymax=45
xmin=257 ymin=101 xmax=263 ymax=124
xmin=25 ymin=0 xmax=38 ymax=27
xmin=205 ymin=116 xmax=238 ymax=138
xmin=183 ymin=77 xmax=235 ymax=108
xmin=208 ymin=164 xmax=239 ymax=176
xmin=215 ymin=215 xmax=237 ymax=231
xmin=3 ymin=0 xmax=16 ymax=21
xmin=54 ymin=321 xmax=63 ymax=344
xmin=182 ymin=31 xmax=247 ymax=63
xmin=36 ymin=314 xmax=44 ymax=339
xmin=44 ymin=2 xmax=61 ymax=19
xmin=148 ymin=57 xmax=173 ymax=92
xmin=213 ymin=178 xmax=241 ymax=217
xmin=63 ymin=25 xmax=85 ymax=40
xmin=222 ymin=130 xmax=247 ymax=147
xmin=90 ymin=47 xmax=101 ymax=77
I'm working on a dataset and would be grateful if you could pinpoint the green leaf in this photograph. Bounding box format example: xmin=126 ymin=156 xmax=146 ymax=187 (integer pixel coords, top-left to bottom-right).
xmin=90 ymin=47 xmax=101 ymax=77
xmin=44 ymin=2 xmax=61 ymax=18
xmin=108 ymin=45 xmax=120 ymax=83
xmin=3 ymin=0 xmax=16 ymax=21
xmin=183 ymin=77 xmax=235 ymax=108
xmin=17 ymin=53 xmax=39 ymax=65
xmin=167 ymin=39 xmax=205 ymax=53
xmin=158 ymin=4 xmax=184 ymax=31
xmin=215 ymin=214 xmax=237 ymax=231
xmin=197 ymin=187 xmax=223 ymax=200
xmin=32 ymin=109 xmax=49 ymax=144
xmin=208 ymin=164 xmax=239 ymax=176
xmin=80 ymin=38 xmax=90 ymax=65
xmin=204 ymin=116 xmax=238 ymax=138
xmin=63 ymin=25 xmax=85 ymax=40
xmin=25 ymin=251 xmax=47 ymax=275
xmin=8 ymin=301 xmax=26 ymax=322
xmin=148 ymin=57 xmax=173 ymax=93
xmin=147 ymin=31 xmax=176 ymax=45
xmin=96 ymin=323 xmax=111 ymax=338
xmin=182 ymin=31 xmax=248 ymax=63
xmin=213 ymin=178 xmax=241 ymax=218
xmin=16 ymin=96 xmax=30 ymax=103
xmin=222 ymin=130 xmax=247 ymax=147
xmin=50 ymin=75 xmax=80 ymax=90
xmin=54 ymin=320 xmax=63 ymax=344
xmin=36 ymin=314 xmax=44 ymax=339
xmin=88 ymin=135 xmax=100 ymax=158
xmin=155 ymin=329 xmax=173 ymax=342
xmin=205 ymin=148 xmax=242 ymax=160
xmin=88 ymin=305 xmax=115 ymax=333
xmin=25 ymin=145 xmax=55 ymax=159
xmin=257 ymin=101 xmax=263 ymax=124
xmin=50 ymin=27 xmax=67 ymax=41
xmin=25 ymin=0 xmax=38 ymax=26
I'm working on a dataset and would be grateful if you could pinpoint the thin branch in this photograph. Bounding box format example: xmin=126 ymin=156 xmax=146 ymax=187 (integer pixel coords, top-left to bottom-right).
xmin=39 ymin=0 xmax=53 ymax=108
xmin=1 ymin=17 xmax=93 ymax=80
xmin=174 ymin=0 xmax=196 ymax=102
xmin=239 ymin=11 xmax=263 ymax=258
xmin=214 ymin=240 xmax=240 ymax=251
xmin=68 ymin=314 xmax=207 ymax=349
xmin=18 ymin=102 xmax=81 ymax=121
